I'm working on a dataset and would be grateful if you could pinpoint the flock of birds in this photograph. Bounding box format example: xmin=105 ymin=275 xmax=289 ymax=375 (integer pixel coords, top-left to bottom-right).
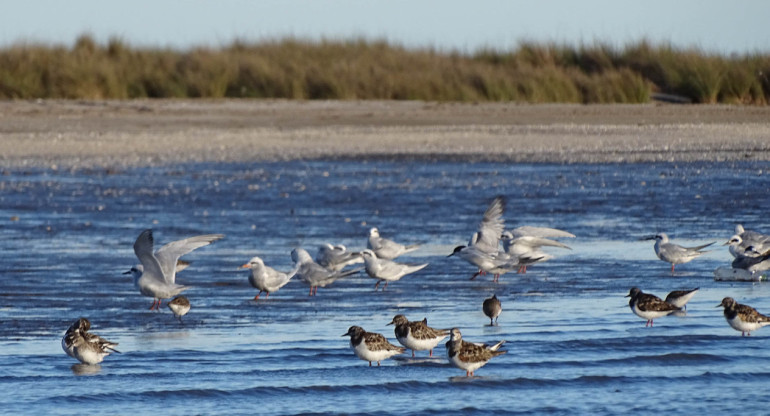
xmin=61 ymin=195 xmax=770 ymax=376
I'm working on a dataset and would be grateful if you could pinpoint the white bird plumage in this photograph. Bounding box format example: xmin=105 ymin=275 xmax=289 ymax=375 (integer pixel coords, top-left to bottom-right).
xmin=292 ymin=248 xmax=361 ymax=296
xmin=360 ymin=249 xmax=428 ymax=290
xmin=127 ymin=229 xmax=224 ymax=310
xmin=315 ymin=243 xmax=364 ymax=271
xmin=367 ymin=227 xmax=420 ymax=260
xmin=240 ymin=256 xmax=297 ymax=299
xmin=645 ymin=233 xmax=714 ymax=274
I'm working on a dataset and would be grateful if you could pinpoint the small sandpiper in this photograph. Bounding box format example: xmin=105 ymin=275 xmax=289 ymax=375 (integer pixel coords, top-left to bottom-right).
xmin=445 ymin=328 xmax=506 ymax=377
xmin=168 ymin=295 xmax=191 ymax=322
xmin=342 ymin=325 xmax=405 ymax=366
xmin=718 ymin=297 xmax=770 ymax=336
xmin=388 ymin=315 xmax=449 ymax=357
xmin=626 ymin=287 xmax=681 ymax=327
xmin=483 ymin=294 xmax=502 ymax=326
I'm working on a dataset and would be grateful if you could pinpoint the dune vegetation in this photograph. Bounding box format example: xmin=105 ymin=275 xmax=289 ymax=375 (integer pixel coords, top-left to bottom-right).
xmin=0 ymin=35 xmax=768 ymax=104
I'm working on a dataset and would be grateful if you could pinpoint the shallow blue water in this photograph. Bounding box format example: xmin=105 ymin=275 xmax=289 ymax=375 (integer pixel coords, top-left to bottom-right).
xmin=1 ymin=160 xmax=770 ymax=415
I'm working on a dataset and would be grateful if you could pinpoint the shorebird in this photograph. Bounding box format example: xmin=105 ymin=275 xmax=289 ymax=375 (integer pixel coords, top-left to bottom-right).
xmin=388 ymin=315 xmax=449 ymax=357
xmin=167 ymin=296 xmax=191 ymax=322
xmin=626 ymin=287 xmax=681 ymax=327
xmin=361 ymin=249 xmax=428 ymax=291
xmin=292 ymin=248 xmax=361 ymax=296
xmin=445 ymin=328 xmax=506 ymax=377
xmin=240 ymin=256 xmax=297 ymax=299
xmin=342 ymin=325 xmax=405 ymax=366
xmin=62 ymin=318 xmax=120 ymax=365
xmin=367 ymin=227 xmax=420 ymax=260
xmin=664 ymin=288 xmax=699 ymax=310
xmin=126 ymin=229 xmax=224 ymax=310
xmin=501 ymin=227 xmax=574 ymax=273
xmin=483 ymin=294 xmax=502 ymax=325
xmin=644 ymin=233 xmax=714 ymax=274
xmin=718 ymin=297 xmax=770 ymax=336
xmin=315 ymin=243 xmax=363 ymax=271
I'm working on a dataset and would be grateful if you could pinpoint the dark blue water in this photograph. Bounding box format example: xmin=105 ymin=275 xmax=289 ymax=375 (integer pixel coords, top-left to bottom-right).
xmin=1 ymin=160 xmax=769 ymax=415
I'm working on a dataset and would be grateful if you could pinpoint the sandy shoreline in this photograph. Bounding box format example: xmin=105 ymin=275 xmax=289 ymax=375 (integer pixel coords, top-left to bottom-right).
xmin=2 ymin=99 xmax=770 ymax=168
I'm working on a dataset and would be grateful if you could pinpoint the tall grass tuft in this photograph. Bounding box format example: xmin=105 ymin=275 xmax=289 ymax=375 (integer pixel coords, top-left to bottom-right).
xmin=0 ymin=36 xmax=767 ymax=103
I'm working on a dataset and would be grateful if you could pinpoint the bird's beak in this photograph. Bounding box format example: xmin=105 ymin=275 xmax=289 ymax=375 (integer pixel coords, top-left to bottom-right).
xmin=722 ymin=241 xmax=731 ymax=246
xmin=122 ymin=270 xmax=131 ymax=275
xmin=447 ymin=252 xmax=455 ymax=258
xmin=341 ymin=333 xmax=349 ymax=337
xmin=624 ymin=294 xmax=631 ymax=297
xmin=716 ymin=304 xmax=722 ymax=308
xmin=639 ymin=236 xmax=655 ymax=241
xmin=387 ymin=321 xmax=393 ymax=326
xmin=240 ymin=264 xmax=250 ymax=269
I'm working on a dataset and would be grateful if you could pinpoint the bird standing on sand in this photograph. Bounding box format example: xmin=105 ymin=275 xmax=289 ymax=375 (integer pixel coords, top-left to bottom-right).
xmin=483 ymin=294 xmax=502 ymax=325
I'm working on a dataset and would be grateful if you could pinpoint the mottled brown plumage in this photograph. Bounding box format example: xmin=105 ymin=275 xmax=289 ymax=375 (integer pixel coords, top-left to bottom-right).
xmin=626 ymin=287 xmax=680 ymax=327
xmin=343 ymin=325 xmax=405 ymax=366
xmin=719 ymin=297 xmax=770 ymax=336
xmin=445 ymin=328 xmax=505 ymax=376
xmin=388 ymin=315 xmax=449 ymax=357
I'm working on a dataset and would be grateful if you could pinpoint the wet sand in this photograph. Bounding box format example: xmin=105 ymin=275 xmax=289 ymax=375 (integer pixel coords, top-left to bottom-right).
xmin=2 ymin=99 xmax=770 ymax=168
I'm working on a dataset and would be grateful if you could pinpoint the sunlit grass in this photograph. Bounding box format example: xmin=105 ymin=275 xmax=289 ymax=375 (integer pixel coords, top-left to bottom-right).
xmin=0 ymin=35 xmax=767 ymax=104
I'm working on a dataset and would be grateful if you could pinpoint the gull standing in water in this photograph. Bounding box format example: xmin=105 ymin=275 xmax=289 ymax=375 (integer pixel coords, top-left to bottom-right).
xmin=315 ymin=243 xmax=363 ymax=271
xmin=367 ymin=227 xmax=421 ymax=260
xmin=240 ymin=256 xmax=298 ymax=300
xmin=126 ymin=229 xmax=224 ymax=310
xmin=644 ymin=233 xmax=714 ymax=274
xmin=292 ymin=248 xmax=361 ymax=296
xmin=361 ymin=249 xmax=428 ymax=291
xmin=501 ymin=227 xmax=574 ymax=274
xmin=725 ymin=225 xmax=770 ymax=258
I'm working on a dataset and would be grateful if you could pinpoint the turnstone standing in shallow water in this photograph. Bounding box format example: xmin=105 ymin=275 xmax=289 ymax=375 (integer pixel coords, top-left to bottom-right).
xmin=388 ymin=315 xmax=449 ymax=357
xmin=483 ymin=294 xmax=502 ymax=326
xmin=664 ymin=288 xmax=699 ymax=310
xmin=718 ymin=297 xmax=770 ymax=336
xmin=62 ymin=318 xmax=120 ymax=365
xmin=644 ymin=233 xmax=714 ymax=274
xmin=240 ymin=256 xmax=297 ymax=300
xmin=342 ymin=326 xmax=405 ymax=366
xmin=168 ymin=296 xmax=191 ymax=322
xmin=367 ymin=227 xmax=421 ymax=260
xmin=626 ymin=287 xmax=681 ymax=327
xmin=127 ymin=229 xmax=224 ymax=310
xmin=445 ymin=328 xmax=506 ymax=377
xmin=361 ymin=249 xmax=428 ymax=291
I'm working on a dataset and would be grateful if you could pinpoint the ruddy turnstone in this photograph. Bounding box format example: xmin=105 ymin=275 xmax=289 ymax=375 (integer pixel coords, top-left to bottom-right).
xmin=664 ymin=288 xmax=699 ymax=310
xmin=643 ymin=233 xmax=714 ymax=274
xmin=483 ymin=294 xmax=502 ymax=325
xmin=292 ymin=248 xmax=361 ymax=296
xmin=361 ymin=249 xmax=428 ymax=291
xmin=62 ymin=318 xmax=120 ymax=365
xmin=718 ymin=297 xmax=770 ymax=336
xmin=445 ymin=328 xmax=506 ymax=377
xmin=240 ymin=256 xmax=297 ymax=299
xmin=367 ymin=227 xmax=421 ymax=260
xmin=387 ymin=315 xmax=449 ymax=357
xmin=316 ymin=243 xmax=363 ymax=271
xmin=626 ymin=287 xmax=681 ymax=327
xmin=342 ymin=325 xmax=405 ymax=366
xmin=126 ymin=229 xmax=224 ymax=310
xmin=168 ymin=295 xmax=191 ymax=322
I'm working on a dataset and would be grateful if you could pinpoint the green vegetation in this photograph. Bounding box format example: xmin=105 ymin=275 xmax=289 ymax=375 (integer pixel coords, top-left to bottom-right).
xmin=1 ymin=35 xmax=768 ymax=103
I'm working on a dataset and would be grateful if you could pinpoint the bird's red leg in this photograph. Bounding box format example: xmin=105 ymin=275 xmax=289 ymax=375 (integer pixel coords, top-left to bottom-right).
xmin=374 ymin=281 xmax=381 ymax=291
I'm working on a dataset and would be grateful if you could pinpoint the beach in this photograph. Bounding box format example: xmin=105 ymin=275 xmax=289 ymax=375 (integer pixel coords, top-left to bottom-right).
xmin=2 ymin=100 xmax=770 ymax=168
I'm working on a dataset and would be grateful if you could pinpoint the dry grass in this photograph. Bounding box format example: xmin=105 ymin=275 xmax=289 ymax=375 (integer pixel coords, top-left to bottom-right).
xmin=0 ymin=35 xmax=767 ymax=103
